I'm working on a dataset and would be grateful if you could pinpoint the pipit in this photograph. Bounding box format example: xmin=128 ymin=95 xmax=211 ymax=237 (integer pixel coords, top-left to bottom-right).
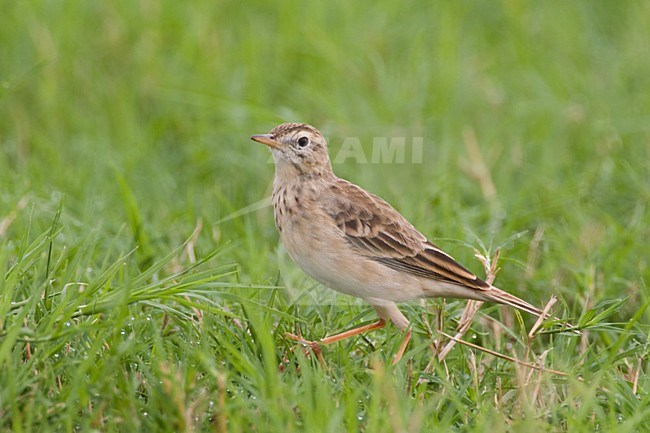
xmin=252 ymin=123 xmax=550 ymax=364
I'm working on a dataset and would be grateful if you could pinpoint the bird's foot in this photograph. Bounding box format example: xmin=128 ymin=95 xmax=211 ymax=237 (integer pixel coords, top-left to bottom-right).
xmin=279 ymin=333 xmax=327 ymax=371
xmin=285 ymin=332 xmax=322 ymax=352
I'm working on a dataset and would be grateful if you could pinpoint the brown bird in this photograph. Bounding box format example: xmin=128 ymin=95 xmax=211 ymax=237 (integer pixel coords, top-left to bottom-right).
xmin=252 ymin=123 xmax=549 ymax=363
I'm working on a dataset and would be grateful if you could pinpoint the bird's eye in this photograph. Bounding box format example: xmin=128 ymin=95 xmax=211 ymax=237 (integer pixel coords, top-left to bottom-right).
xmin=297 ymin=136 xmax=309 ymax=148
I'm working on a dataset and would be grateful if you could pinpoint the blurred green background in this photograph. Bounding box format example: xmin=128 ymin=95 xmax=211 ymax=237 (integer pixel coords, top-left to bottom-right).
xmin=3 ymin=1 xmax=648 ymax=288
xmin=1 ymin=1 xmax=648 ymax=431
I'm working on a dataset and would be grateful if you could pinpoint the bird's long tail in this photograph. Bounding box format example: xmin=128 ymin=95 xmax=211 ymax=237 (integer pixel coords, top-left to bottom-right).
xmin=482 ymin=286 xmax=546 ymax=318
xmin=483 ymin=286 xmax=580 ymax=333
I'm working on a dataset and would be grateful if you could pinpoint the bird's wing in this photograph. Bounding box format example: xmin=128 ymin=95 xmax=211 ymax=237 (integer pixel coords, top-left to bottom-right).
xmin=322 ymin=179 xmax=490 ymax=291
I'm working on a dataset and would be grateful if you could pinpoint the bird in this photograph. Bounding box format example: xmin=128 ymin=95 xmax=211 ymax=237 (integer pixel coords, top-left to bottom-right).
xmin=251 ymin=122 xmax=551 ymax=364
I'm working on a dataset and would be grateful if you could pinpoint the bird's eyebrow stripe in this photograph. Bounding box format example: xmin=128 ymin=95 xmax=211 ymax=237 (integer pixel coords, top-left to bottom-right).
xmin=270 ymin=123 xmax=320 ymax=137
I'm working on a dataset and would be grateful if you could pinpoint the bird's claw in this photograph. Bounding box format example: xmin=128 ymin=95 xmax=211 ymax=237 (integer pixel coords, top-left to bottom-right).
xmin=278 ymin=332 xmax=327 ymax=371
xmin=285 ymin=332 xmax=322 ymax=351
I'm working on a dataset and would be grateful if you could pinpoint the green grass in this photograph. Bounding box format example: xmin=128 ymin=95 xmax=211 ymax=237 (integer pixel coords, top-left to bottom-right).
xmin=1 ymin=0 xmax=649 ymax=431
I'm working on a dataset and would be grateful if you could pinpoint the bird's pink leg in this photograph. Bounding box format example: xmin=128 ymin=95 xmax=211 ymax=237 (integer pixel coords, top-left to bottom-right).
xmin=286 ymin=319 xmax=386 ymax=347
xmin=284 ymin=319 xmax=413 ymax=366
xmin=392 ymin=328 xmax=412 ymax=365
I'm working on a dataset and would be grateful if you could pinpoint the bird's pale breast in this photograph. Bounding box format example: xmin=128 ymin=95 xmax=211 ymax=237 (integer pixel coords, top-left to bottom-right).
xmin=272 ymin=178 xmax=426 ymax=302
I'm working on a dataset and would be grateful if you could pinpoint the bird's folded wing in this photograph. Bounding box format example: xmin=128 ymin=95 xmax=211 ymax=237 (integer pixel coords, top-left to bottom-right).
xmin=324 ymin=179 xmax=490 ymax=291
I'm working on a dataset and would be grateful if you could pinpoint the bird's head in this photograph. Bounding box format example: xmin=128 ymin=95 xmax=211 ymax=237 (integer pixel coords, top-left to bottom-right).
xmin=251 ymin=123 xmax=332 ymax=178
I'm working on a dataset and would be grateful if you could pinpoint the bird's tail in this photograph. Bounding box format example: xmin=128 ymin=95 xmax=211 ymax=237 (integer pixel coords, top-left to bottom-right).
xmin=481 ymin=286 xmax=578 ymax=332
xmin=482 ymin=286 xmax=546 ymax=318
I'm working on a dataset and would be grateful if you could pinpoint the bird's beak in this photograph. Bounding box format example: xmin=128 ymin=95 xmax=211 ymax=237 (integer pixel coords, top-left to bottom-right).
xmin=250 ymin=134 xmax=282 ymax=150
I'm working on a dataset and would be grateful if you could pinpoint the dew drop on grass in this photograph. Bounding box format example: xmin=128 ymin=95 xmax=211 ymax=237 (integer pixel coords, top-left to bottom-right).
xmin=471 ymin=334 xmax=477 ymax=339
xmin=143 ymin=411 xmax=148 ymax=417
xmin=64 ymin=322 xmax=71 ymax=327
xmin=120 ymin=330 xmax=126 ymax=335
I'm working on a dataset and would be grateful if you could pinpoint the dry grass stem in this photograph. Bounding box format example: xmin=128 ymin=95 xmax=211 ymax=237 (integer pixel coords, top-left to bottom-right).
xmin=185 ymin=218 xmax=204 ymax=264
xmin=215 ymin=373 xmax=227 ymax=433
xmin=0 ymin=196 xmax=28 ymax=237
xmin=436 ymin=250 xmax=500 ymax=362
xmin=460 ymin=127 xmax=498 ymax=204
xmin=528 ymin=296 xmax=557 ymax=338
xmin=440 ymin=332 xmax=567 ymax=376
xmin=522 ymin=224 xmax=545 ymax=285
